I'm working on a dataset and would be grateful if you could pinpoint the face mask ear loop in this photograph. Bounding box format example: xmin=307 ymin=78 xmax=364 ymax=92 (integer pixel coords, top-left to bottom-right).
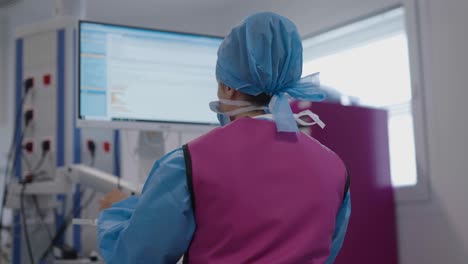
xmin=294 ymin=110 xmax=326 ymax=129
xmin=223 ymin=105 xmax=268 ymax=116
xmin=219 ymin=99 xmax=253 ymax=107
xmin=210 ymin=100 xmax=267 ymax=115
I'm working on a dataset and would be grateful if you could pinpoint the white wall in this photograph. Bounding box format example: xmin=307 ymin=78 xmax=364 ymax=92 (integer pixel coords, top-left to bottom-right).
xmin=0 ymin=9 xmax=7 ymax=187
xmin=0 ymin=10 xmax=6 ymax=127
xmin=0 ymin=9 xmax=8 ymax=147
xmin=415 ymin=0 xmax=468 ymax=259
xmin=1 ymin=0 xmax=468 ymax=263
xmin=0 ymin=0 xmax=56 ymax=163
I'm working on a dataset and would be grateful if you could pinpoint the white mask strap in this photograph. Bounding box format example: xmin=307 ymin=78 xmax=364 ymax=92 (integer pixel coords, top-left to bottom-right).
xmin=254 ymin=110 xmax=325 ymax=129
xmin=219 ymin=99 xmax=253 ymax=107
xmin=222 ymin=105 xmax=267 ymax=116
xmin=209 ymin=101 xmax=266 ymax=116
xmin=294 ymin=110 xmax=326 ymax=129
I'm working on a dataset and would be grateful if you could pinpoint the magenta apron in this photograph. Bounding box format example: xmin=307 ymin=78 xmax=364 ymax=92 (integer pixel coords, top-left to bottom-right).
xmin=183 ymin=118 xmax=348 ymax=264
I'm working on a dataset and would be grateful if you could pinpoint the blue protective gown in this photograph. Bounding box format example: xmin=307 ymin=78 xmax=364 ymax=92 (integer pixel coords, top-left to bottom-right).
xmin=97 ymin=145 xmax=351 ymax=264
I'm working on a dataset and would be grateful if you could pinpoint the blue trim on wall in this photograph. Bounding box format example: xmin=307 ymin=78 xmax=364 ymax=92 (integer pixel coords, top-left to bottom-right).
xmin=72 ymin=28 xmax=83 ymax=252
xmin=13 ymin=38 xmax=23 ymax=264
xmin=56 ymin=29 xmax=66 ymax=245
xmin=57 ymin=31 xmax=65 ymax=167
xmin=113 ymin=130 xmax=121 ymax=177
xmin=73 ymin=28 xmax=81 ymax=165
xmin=14 ymin=41 xmax=23 ymax=184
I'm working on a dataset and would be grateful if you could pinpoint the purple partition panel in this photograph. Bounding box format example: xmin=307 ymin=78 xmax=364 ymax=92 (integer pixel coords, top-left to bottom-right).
xmin=292 ymin=102 xmax=399 ymax=264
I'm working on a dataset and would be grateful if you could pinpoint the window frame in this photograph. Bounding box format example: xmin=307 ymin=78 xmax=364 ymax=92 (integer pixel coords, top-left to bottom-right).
xmin=300 ymin=1 xmax=430 ymax=202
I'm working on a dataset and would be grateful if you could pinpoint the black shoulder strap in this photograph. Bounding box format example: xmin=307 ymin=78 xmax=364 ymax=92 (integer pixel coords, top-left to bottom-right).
xmin=182 ymin=144 xmax=196 ymax=211
xmin=182 ymin=144 xmax=195 ymax=264
xmin=343 ymin=167 xmax=351 ymax=201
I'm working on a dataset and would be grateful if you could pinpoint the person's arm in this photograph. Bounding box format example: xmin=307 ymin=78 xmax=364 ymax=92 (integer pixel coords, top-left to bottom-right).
xmin=97 ymin=148 xmax=195 ymax=264
xmin=326 ymin=191 xmax=351 ymax=264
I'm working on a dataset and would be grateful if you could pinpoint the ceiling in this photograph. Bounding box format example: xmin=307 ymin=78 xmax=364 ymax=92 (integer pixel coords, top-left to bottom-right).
xmin=1 ymin=0 xmax=391 ymax=38
xmin=84 ymin=0 xmax=276 ymax=36
xmin=0 ymin=0 xmax=20 ymax=8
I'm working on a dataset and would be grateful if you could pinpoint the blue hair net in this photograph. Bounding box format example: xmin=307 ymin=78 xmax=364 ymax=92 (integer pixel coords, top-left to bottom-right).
xmin=216 ymin=12 xmax=325 ymax=132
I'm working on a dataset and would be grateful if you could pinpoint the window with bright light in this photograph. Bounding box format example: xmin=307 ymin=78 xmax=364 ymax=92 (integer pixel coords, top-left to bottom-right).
xmin=302 ymin=8 xmax=417 ymax=187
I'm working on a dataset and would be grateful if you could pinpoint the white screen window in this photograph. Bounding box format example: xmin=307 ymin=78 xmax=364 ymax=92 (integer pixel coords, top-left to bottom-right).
xmin=302 ymin=8 xmax=417 ymax=187
xmin=79 ymin=22 xmax=222 ymax=125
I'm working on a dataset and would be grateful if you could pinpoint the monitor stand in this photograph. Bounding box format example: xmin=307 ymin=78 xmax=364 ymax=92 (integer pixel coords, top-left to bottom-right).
xmin=135 ymin=131 xmax=166 ymax=182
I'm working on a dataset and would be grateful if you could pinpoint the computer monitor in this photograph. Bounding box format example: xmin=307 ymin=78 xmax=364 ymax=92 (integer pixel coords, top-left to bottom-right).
xmin=78 ymin=21 xmax=223 ymax=131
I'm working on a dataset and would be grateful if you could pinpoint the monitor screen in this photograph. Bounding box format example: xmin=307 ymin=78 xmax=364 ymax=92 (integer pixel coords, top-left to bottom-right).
xmin=78 ymin=21 xmax=222 ymax=130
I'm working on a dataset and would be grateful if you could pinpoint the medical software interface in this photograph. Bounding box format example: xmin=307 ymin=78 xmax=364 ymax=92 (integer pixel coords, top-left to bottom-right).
xmin=79 ymin=22 xmax=222 ymax=125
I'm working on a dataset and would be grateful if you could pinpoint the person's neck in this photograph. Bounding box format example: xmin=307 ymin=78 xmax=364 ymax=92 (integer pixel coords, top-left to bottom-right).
xmin=232 ymin=110 xmax=266 ymax=121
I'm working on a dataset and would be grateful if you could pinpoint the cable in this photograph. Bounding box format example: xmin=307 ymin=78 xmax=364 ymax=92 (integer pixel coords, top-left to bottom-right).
xmin=32 ymin=195 xmax=53 ymax=241
xmin=31 ymin=152 xmax=48 ymax=175
xmin=1 ymin=86 xmax=32 ymax=229
xmin=0 ymin=80 xmax=32 ymax=255
xmin=39 ymin=190 xmax=96 ymax=262
xmin=0 ymin=126 xmax=27 ymax=234
xmin=11 ymin=149 xmax=49 ymax=264
xmin=116 ymin=143 xmax=121 ymax=190
xmin=20 ymin=184 xmax=34 ymax=264
xmin=90 ymin=154 xmax=95 ymax=167
xmin=115 ymin=134 xmax=121 ymax=190
xmin=21 ymin=153 xmax=33 ymax=173
xmin=3 ymin=85 xmax=32 ymax=186
xmin=18 ymin=151 xmax=46 ymax=264
xmin=4 ymin=128 xmax=27 ymax=185
xmin=19 ymin=150 xmax=51 ymax=262
xmin=87 ymin=140 xmax=96 ymax=167
xmin=4 ymin=93 xmax=27 ymax=177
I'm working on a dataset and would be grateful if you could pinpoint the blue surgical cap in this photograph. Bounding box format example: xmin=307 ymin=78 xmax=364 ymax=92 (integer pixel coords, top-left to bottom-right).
xmin=216 ymin=12 xmax=325 ymax=132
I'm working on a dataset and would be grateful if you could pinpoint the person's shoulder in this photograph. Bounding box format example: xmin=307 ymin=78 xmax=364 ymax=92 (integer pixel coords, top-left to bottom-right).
xmin=187 ymin=118 xmax=271 ymax=147
xmin=186 ymin=125 xmax=229 ymax=147
xmin=156 ymin=147 xmax=185 ymax=165
xmin=300 ymin=132 xmax=346 ymax=167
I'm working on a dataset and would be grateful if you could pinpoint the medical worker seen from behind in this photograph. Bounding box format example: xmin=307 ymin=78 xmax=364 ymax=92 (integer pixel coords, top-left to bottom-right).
xmin=97 ymin=12 xmax=351 ymax=264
